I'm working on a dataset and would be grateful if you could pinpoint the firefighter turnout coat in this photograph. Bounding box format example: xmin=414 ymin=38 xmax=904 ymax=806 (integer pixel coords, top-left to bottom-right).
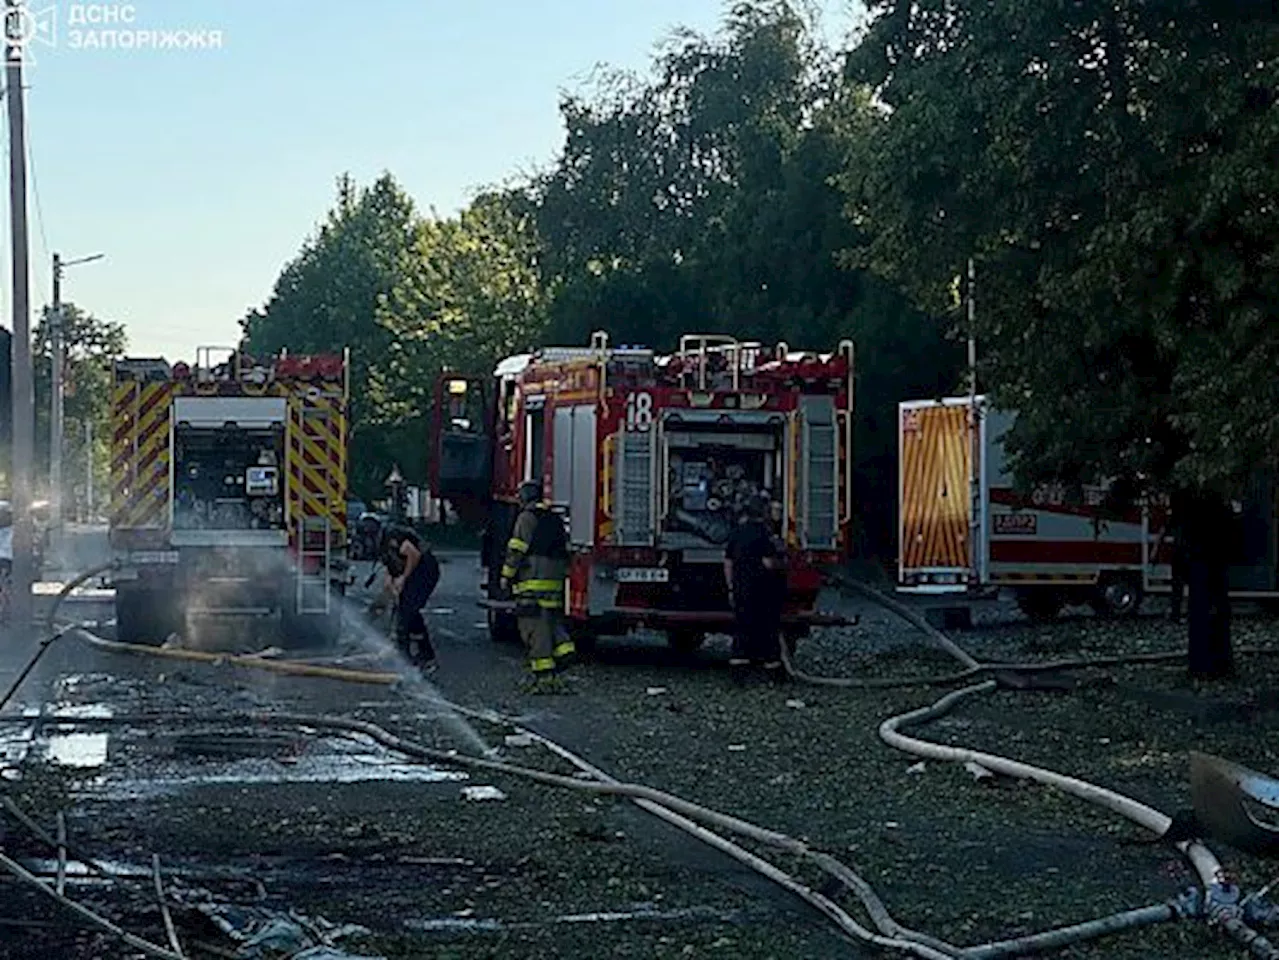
xmin=501 ymin=503 xmax=569 ymax=614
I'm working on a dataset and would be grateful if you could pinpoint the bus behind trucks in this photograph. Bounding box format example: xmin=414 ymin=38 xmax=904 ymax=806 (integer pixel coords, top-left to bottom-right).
xmin=897 ymin=395 xmax=1278 ymax=619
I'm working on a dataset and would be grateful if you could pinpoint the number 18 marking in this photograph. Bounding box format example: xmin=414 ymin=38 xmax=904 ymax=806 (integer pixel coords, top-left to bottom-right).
xmin=625 ymin=392 xmax=653 ymax=431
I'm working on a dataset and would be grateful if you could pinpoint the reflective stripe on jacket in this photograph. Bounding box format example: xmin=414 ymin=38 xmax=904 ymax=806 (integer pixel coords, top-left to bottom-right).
xmin=502 ymin=504 xmax=568 ymax=609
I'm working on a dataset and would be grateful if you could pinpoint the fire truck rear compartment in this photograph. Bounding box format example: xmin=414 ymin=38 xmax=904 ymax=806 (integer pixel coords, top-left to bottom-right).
xmin=661 ymin=425 xmax=783 ymax=549
xmin=173 ymin=423 xmax=286 ymax=532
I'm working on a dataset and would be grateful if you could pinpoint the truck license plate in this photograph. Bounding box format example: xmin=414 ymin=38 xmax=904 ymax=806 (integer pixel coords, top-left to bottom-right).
xmin=616 ymin=567 xmax=669 ymax=583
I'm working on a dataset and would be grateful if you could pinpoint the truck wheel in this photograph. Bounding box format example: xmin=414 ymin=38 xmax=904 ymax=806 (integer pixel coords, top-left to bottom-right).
xmin=1090 ymin=576 xmax=1143 ymax=619
xmin=287 ymin=611 xmax=343 ymax=649
xmin=115 ymin=586 xmax=171 ymax=646
xmin=488 ymin=608 xmax=520 ymax=644
xmin=1014 ymin=588 xmax=1064 ymax=623
xmin=667 ymin=629 xmax=706 ymax=656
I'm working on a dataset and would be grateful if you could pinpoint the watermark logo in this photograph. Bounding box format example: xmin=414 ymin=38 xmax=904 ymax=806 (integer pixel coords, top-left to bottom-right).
xmin=4 ymin=3 xmax=224 ymax=64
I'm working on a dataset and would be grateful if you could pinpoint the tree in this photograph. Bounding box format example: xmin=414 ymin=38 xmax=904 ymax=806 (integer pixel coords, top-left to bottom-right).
xmin=535 ymin=0 xmax=961 ymax=559
xmin=33 ymin=303 xmax=128 ymax=516
xmin=243 ymin=175 xmax=549 ymax=498
xmin=842 ymin=0 xmax=1278 ymax=675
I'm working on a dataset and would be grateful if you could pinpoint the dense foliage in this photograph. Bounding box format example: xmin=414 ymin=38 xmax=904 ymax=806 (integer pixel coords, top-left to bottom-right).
xmin=843 ymin=0 xmax=1278 ymax=500
xmin=0 ymin=306 xmax=126 ymax=513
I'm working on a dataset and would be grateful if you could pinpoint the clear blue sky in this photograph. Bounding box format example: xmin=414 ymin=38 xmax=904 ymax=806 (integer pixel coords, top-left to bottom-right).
xmin=13 ymin=0 xmax=854 ymax=360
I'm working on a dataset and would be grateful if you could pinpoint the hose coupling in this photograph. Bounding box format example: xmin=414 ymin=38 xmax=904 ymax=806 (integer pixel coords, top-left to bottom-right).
xmin=1172 ymin=886 xmax=1203 ymax=919
xmin=1206 ymin=880 xmax=1245 ymax=927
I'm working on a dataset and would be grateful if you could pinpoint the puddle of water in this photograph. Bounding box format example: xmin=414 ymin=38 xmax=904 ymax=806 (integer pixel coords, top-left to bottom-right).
xmin=19 ymin=858 xmax=148 ymax=884
xmin=94 ymin=734 xmax=468 ymax=800
xmin=44 ymin=732 xmax=109 ymax=768
xmin=406 ymin=904 xmax=741 ymax=934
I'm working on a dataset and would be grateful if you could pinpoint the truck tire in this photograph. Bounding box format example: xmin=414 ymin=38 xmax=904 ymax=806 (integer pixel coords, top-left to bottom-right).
xmin=115 ymin=585 xmax=177 ymax=646
xmin=1014 ymin=588 xmax=1064 ymax=623
xmin=667 ymin=628 xmax=706 ymax=656
xmin=569 ymin=623 xmax=597 ymax=658
xmin=1090 ymin=576 xmax=1143 ymax=619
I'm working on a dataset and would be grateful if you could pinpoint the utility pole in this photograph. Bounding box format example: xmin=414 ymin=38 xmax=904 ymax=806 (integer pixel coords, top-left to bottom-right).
xmin=6 ymin=0 xmax=35 ymax=633
xmin=51 ymin=253 xmax=62 ymax=533
xmin=50 ymin=251 xmax=103 ymax=538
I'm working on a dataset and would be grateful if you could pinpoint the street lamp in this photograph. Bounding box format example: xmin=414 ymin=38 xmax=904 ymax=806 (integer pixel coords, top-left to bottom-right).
xmin=51 ymin=251 xmax=104 ymax=538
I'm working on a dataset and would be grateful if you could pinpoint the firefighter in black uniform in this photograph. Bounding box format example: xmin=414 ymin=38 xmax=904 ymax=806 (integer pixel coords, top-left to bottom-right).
xmin=723 ymin=493 xmax=788 ymax=684
xmin=500 ymin=481 xmax=576 ymax=691
xmin=379 ymin=524 xmax=441 ymax=673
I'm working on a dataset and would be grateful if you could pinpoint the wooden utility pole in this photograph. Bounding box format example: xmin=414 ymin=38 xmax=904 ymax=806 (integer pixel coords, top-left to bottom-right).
xmin=5 ymin=0 xmax=35 ymax=632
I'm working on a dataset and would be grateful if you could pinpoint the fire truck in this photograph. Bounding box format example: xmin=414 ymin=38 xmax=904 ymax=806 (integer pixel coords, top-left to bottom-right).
xmin=897 ymin=395 xmax=1279 ymax=619
xmin=108 ymin=347 xmax=351 ymax=646
xmin=430 ymin=332 xmax=856 ymax=652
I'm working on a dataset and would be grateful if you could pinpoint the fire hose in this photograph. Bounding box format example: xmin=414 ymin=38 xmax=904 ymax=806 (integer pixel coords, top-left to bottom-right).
xmin=0 ymin=563 xmax=1275 ymax=960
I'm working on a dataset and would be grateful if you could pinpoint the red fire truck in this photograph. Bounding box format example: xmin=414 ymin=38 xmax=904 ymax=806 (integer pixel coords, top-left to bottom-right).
xmin=897 ymin=395 xmax=1279 ymax=620
xmin=429 ymin=332 xmax=856 ymax=652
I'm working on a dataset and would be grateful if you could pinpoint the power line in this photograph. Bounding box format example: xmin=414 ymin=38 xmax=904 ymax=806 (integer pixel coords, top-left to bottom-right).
xmin=24 ymin=101 xmax=48 ymax=302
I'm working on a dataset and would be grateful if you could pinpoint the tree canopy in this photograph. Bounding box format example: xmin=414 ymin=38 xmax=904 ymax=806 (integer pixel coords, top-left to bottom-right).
xmin=241 ymin=175 xmax=547 ymax=496
xmin=842 ymin=0 xmax=1278 ymax=499
xmin=32 ymin=304 xmax=127 ymax=512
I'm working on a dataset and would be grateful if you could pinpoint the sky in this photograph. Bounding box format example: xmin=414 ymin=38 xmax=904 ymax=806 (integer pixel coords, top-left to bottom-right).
xmin=7 ymin=0 xmax=857 ymax=362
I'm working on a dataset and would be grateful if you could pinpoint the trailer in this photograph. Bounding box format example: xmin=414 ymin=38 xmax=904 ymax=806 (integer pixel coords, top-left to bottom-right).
xmin=108 ymin=347 xmax=351 ymax=646
xmin=430 ymin=332 xmax=856 ymax=652
xmin=897 ymin=395 xmax=1278 ymax=620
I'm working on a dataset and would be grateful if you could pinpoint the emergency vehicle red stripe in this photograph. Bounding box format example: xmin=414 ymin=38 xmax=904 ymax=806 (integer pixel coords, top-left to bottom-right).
xmin=989 ymin=540 xmax=1144 ymax=565
xmin=989 ymin=488 xmax=1143 ymax=524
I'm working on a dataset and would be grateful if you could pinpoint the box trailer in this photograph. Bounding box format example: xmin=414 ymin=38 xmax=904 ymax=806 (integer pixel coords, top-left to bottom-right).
xmin=897 ymin=395 xmax=1278 ymax=619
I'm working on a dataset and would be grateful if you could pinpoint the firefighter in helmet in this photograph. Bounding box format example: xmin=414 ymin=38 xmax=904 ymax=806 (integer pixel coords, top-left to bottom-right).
xmin=500 ymin=481 xmax=575 ymax=690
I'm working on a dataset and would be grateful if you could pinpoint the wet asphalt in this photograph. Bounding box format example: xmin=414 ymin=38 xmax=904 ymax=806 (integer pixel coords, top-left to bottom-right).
xmin=0 ymin=534 xmax=859 ymax=959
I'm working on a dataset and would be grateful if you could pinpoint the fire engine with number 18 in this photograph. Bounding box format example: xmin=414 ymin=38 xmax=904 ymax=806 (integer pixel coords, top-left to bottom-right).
xmin=429 ymin=331 xmax=857 ymax=655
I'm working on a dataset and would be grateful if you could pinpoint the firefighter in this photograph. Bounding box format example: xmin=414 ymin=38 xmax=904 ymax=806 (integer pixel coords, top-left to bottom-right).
xmin=723 ymin=493 xmax=788 ymax=684
xmin=380 ymin=523 xmax=440 ymax=673
xmin=499 ymin=481 xmax=575 ymax=690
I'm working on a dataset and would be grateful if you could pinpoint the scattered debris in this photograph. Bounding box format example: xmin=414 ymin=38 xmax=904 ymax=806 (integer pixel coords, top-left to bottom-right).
xmin=176 ymin=895 xmax=383 ymax=960
xmin=461 ymin=785 xmax=507 ymax=802
xmin=964 ymin=760 xmax=996 ymax=783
